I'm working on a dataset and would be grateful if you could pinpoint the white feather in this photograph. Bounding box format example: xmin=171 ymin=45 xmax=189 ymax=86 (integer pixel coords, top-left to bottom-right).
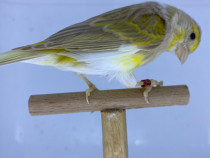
xmin=59 ymin=45 xmax=140 ymax=62
xmin=24 ymin=44 xmax=140 ymax=86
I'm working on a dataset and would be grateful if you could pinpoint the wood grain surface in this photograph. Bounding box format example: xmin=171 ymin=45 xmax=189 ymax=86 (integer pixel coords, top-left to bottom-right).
xmin=29 ymin=85 xmax=189 ymax=115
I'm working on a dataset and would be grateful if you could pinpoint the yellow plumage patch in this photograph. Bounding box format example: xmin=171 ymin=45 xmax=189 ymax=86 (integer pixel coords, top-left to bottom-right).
xmin=167 ymin=28 xmax=185 ymax=51
xmin=116 ymin=54 xmax=143 ymax=72
xmin=56 ymin=55 xmax=84 ymax=67
xmin=31 ymin=41 xmax=46 ymax=46
xmin=57 ymin=55 xmax=76 ymax=63
xmin=93 ymin=14 xmax=165 ymax=48
xmin=190 ymin=23 xmax=201 ymax=52
xmin=39 ymin=49 xmax=68 ymax=53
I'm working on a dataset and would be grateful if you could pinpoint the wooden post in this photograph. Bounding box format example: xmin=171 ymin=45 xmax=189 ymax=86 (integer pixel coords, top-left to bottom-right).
xmin=101 ymin=110 xmax=128 ymax=158
xmin=28 ymin=85 xmax=190 ymax=158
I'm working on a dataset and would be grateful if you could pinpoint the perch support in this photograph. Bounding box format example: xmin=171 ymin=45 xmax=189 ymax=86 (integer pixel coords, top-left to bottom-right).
xmin=28 ymin=85 xmax=189 ymax=158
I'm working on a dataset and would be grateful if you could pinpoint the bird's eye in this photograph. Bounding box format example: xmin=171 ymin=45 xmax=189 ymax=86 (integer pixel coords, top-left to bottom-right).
xmin=190 ymin=32 xmax=196 ymax=40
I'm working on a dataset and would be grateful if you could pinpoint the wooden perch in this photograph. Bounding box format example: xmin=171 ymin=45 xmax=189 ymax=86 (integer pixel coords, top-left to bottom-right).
xmin=29 ymin=85 xmax=189 ymax=116
xmin=28 ymin=85 xmax=190 ymax=158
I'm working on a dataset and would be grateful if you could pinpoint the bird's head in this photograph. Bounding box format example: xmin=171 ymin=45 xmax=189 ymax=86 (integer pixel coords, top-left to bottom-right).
xmin=168 ymin=11 xmax=201 ymax=64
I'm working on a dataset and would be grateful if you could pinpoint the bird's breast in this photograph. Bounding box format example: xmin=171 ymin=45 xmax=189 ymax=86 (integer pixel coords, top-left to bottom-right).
xmin=112 ymin=53 xmax=144 ymax=72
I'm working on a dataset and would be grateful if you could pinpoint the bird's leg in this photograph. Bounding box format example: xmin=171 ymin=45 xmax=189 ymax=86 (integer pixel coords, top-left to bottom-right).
xmin=75 ymin=73 xmax=98 ymax=104
xmin=136 ymin=79 xmax=163 ymax=104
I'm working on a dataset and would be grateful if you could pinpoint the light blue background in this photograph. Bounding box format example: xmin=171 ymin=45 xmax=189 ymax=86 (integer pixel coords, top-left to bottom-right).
xmin=0 ymin=0 xmax=209 ymax=157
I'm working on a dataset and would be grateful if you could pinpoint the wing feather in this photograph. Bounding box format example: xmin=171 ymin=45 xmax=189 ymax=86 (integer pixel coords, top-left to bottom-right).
xmin=16 ymin=2 xmax=167 ymax=56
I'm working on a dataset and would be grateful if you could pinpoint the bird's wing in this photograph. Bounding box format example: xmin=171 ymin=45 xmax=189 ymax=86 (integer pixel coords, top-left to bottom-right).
xmin=15 ymin=4 xmax=166 ymax=58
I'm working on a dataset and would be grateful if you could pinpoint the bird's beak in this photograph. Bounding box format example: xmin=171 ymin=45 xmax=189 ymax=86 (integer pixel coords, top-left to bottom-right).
xmin=175 ymin=43 xmax=189 ymax=64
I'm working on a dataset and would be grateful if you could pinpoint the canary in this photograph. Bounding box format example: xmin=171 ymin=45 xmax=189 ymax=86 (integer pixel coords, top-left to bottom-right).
xmin=0 ymin=1 xmax=201 ymax=103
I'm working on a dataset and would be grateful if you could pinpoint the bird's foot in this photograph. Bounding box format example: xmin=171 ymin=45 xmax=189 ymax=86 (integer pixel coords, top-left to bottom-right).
xmin=74 ymin=73 xmax=99 ymax=104
xmin=136 ymin=79 xmax=163 ymax=104
xmin=86 ymin=84 xmax=98 ymax=104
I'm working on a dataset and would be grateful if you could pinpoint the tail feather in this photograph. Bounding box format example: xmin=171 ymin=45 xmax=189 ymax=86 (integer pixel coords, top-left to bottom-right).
xmin=0 ymin=50 xmax=44 ymax=65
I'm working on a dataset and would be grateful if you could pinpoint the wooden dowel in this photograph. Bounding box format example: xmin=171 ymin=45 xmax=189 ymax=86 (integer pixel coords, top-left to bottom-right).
xmin=101 ymin=110 xmax=128 ymax=158
xmin=29 ymin=85 xmax=189 ymax=116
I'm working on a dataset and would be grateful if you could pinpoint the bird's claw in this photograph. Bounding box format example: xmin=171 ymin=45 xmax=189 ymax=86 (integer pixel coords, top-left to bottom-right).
xmin=86 ymin=84 xmax=98 ymax=104
xmin=136 ymin=79 xmax=163 ymax=104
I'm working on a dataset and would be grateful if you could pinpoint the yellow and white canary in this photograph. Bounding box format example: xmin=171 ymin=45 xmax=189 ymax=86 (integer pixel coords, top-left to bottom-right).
xmin=0 ymin=1 xmax=201 ymax=103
